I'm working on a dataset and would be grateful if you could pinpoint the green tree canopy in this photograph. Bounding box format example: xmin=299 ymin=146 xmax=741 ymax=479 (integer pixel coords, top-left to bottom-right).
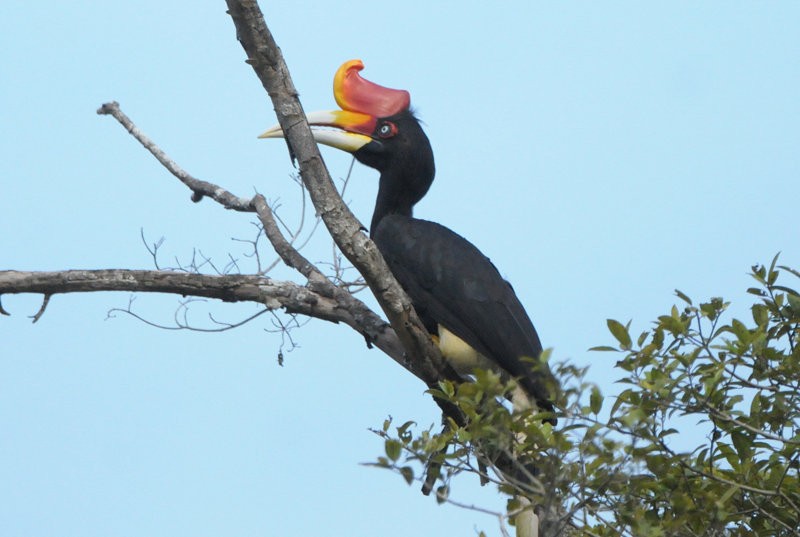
xmin=374 ymin=255 xmax=800 ymax=536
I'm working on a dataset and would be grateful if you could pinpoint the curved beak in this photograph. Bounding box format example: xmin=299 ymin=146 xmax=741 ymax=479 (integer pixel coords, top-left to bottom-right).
xmin=259 ymin=110 xmax=377 ymax=153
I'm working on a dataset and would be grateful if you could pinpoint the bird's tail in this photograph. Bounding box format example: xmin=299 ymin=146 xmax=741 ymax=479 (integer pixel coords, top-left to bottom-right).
xmin=510 ymin=385 xmax=543 ymax=537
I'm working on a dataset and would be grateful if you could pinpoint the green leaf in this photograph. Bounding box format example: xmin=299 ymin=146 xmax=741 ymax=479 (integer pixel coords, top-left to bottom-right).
xmin=695 ymin=448 xmax=708 ymax=466
xmin=396 ymin=420 xmax=416 ymax=442
xmin=731 ymin=431 xmax=752 ymax=461
xmin=659 ymin=313 xmax=688 ymax=336
xmin=750 ymin=393 xmax=762 ymax=416
xmin=787 ymin=292 xmax=800 ymax=314
xmin=718 ymin=484 xmax=740 ymax=504
xmin=700 ymin=300 xmax=722 ymax=321
xmin=674 ymin=289 xmax=692 ymax=305
xmin=778 ymin=264 xmax=800 ymax=280
xmin=716 ymin=443 xmax=740 ymax=470
xmin=773 ymin=285 xmax=799 ymax=296
xmin=385 ymin=440 xmax=402 ymax=462
xmin=439 ymin=380 xmax=455 ymax=397
xmin=751 ymin=304 xmax=769 ymax=327
xmin=589 ymin=345 xmax=619 ymax=352
xmin=747 ymin=287 xmax=766 ymax=297
xmin=767 ymin=252 xmax=781 ymax=284
xmin=590 ymin=386 xmax=603 ymax=415
xmin=399 ymin=466 xmax=414 ymax=485
xmin=609 ymin=389 xmax=632 ymax=418
xmin=637 ymin=331 xmax=649 ymax=346
xmin=435 ymin=485 xmax=449 ymax=504
xmin=752 ymin=263 xmax=766 ymax=283
xmin=730 ymin=318 xmax=751 ymax=343
xmin=607 ymin=319 xmax=632 ymax=349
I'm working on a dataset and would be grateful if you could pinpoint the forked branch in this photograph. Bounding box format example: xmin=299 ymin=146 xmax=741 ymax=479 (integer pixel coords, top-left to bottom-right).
xmin=223 ymin=0 xmax=462 ymax=393
xmin=0 ymin=269 xmax=402 ymax=360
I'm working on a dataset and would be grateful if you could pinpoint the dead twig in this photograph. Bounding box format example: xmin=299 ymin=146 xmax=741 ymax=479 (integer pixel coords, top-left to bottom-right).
xmin=97 ymin=101 xmax=253 ymax=212
xmin=29 ymin=293 xmax=52 ymax=323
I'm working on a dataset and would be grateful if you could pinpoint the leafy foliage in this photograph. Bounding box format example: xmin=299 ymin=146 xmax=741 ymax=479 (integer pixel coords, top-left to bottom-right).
xmin=371 ymin=256 xmax=800 ymax=536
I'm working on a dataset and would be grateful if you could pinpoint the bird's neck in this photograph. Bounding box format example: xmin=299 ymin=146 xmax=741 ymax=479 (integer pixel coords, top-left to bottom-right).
xmin=370 ymin=154 xmax=434 ymax=236
xmin=370 ymin=173 xmax=417 ymax=235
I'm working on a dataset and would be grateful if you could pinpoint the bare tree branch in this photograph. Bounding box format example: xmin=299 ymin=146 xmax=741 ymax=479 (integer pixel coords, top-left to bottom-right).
xmin=93 ymin=98 xmax=415 ymax=369
xmin=97 ymin=101 xmax=254 ymax=211
xmin=0 ymin=269 xmax=402 ymax=361
xmin=253 ymin=194 xmax=327 ymax=285
xmin=0 ymin=269 xmax=293 ymax=306
xmin=3 ymin=1 xmax=465 ymax=427
xmin=223 ymin=0 xmax=461 ymax=394
xmin=29 ymin=293 xmax=52 ymax=323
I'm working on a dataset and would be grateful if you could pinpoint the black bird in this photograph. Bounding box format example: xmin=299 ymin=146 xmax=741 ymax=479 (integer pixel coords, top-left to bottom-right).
xmin=261 ymin=60 xmax=556 ymax=418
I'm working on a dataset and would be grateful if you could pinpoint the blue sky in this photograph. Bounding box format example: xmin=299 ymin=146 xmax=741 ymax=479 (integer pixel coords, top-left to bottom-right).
xmin=1 ymin=2 xmax=798 ymax=536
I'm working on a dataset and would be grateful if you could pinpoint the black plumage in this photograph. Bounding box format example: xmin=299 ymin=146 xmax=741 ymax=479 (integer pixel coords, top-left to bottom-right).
xmin=374 ymin=214 xmax=554 ymax=413
xmin=355 ymin=109 xmax=555 ymax=416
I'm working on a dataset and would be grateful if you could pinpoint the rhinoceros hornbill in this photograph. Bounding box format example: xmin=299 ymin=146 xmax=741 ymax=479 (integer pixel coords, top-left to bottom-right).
xmin=260 ymin=60 xmax=556 ymax=421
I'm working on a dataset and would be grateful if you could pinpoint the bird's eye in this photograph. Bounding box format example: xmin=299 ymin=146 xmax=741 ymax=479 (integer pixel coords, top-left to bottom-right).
xmin=377 ymin=121 xmax=398 ymax=139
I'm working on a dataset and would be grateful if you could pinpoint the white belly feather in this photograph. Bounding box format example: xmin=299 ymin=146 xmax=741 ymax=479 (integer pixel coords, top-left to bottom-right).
xmin=437 ymin=325 xmax=532 ymax=411
xmin=437 ymin=325 xmax=495 ymax=374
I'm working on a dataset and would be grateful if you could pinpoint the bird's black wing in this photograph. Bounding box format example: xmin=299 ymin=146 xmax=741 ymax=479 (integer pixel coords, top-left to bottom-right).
xmin=373 ymin=214 xmax=554 ymax=411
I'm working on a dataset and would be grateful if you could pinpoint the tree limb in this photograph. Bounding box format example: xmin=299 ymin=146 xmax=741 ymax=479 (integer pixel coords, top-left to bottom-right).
xmin=0 ymin=269 xmax=405 ymax=361
xmin=223 ymin=0 xmax=461 ymax=393
xmin=0 ymin=2 xmax=538 ymax=526
xmin=97 ymin=101 xmax=254 ymax=210
xmin=5 ymin=0 xmax=465 ymax=424
xmin=252 ymin=194 xmax=328 ymax=286
xmin=92 ymin=98 xmax=420 ymax=380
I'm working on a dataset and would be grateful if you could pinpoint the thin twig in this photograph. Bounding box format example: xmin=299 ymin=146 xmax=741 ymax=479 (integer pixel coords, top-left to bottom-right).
xmin=108 ymin=302 xmax=269 ymax=333
xmin=97 ymin=101 xmax=254 ymax=212
xmin=253 ymin=194 xmax=329 ymax=287
xmin=140 ymin=228 xmax=165 ymax=270
xmin=29 ymin=294 xmax=51 ymax=323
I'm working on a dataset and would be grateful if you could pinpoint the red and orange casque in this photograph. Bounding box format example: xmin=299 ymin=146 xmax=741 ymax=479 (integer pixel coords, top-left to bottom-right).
xmin=333 ymin=59 xmax=410 ymax=119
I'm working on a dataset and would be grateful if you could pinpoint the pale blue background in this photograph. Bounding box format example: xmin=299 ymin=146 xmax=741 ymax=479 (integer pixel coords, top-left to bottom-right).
xmin=1 ymin=2 xmax=798 ymax=536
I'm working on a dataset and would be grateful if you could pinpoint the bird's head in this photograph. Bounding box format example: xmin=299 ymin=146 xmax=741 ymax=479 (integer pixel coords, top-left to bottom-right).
xmin=260 ymin=60 xmax=434 ymax=192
